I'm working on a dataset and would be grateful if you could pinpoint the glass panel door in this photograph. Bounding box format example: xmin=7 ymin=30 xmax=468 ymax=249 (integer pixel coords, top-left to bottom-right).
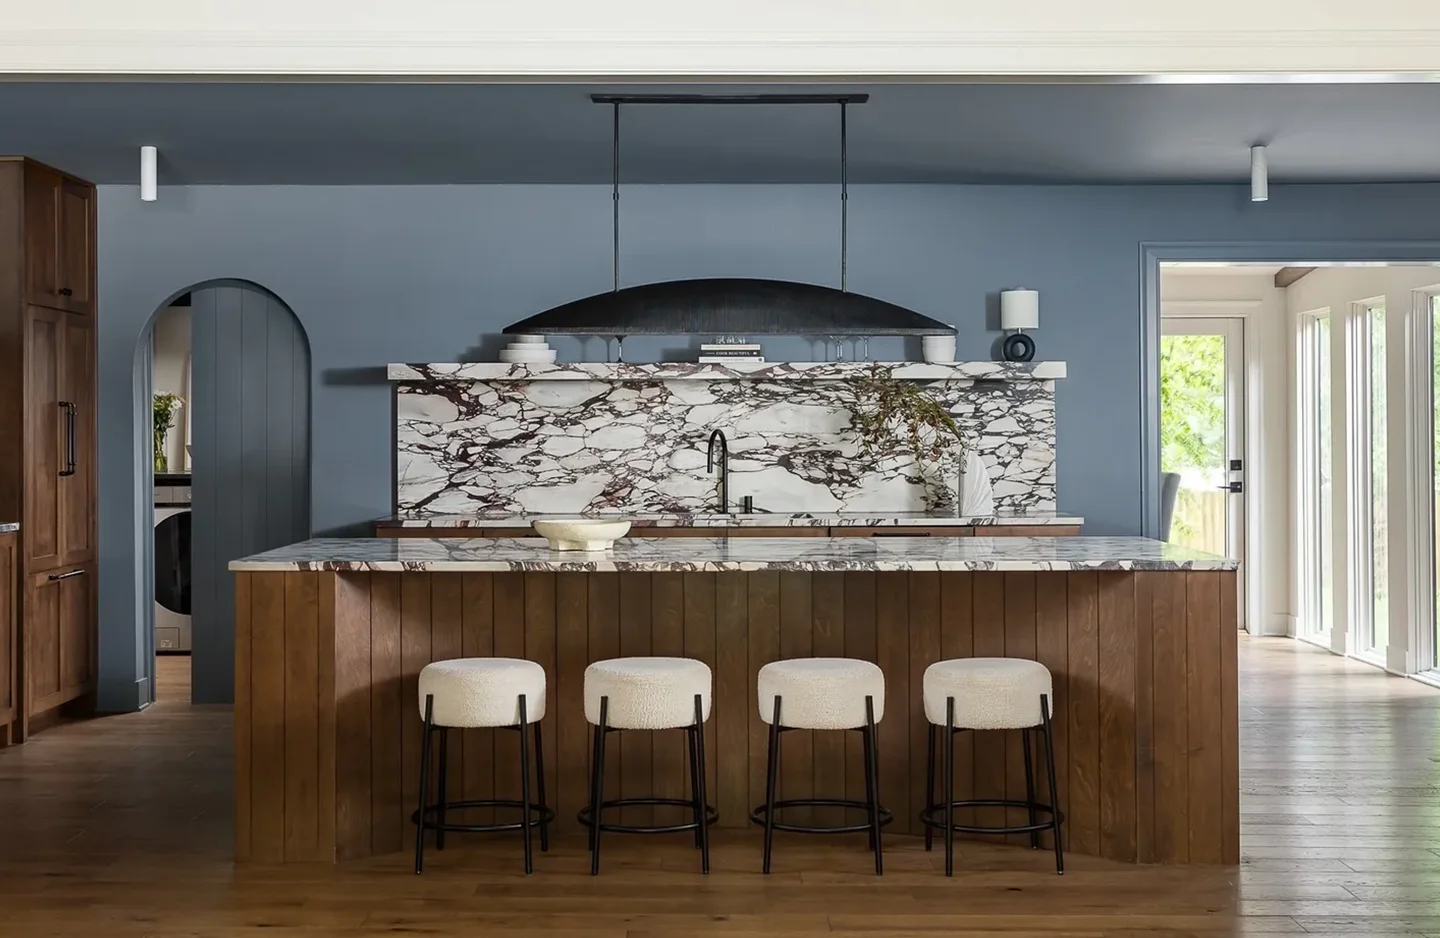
xmin=1160 ymin=317 xmax=1246 ymax=626
xmin=1360 ymin=304 xmax=1389 ymax=658
xmin=1299 ymin=313 xmax=1333 ymax=642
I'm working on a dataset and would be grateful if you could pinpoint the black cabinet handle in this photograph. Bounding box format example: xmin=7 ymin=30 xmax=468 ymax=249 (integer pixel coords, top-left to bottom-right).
xmin=48 ymin=568 xmax=85 ymax=581
xmin=58 ymin=287 xmax=73 ymax=297
xmin=57 ymin=402 xmax=74 ymax=477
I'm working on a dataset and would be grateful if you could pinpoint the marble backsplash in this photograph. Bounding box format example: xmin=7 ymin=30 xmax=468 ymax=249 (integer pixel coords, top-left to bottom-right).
xmin=393 ymin=362 xmax=1061 ymax=515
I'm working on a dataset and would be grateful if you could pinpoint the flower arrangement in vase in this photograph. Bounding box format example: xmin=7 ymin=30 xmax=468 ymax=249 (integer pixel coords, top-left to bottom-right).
xmin=153 ymin=392 xmax=180 ymax=473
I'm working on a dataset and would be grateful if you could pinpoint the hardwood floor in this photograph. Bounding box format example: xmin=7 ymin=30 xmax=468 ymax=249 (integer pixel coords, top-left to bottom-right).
xmin=0 ymin=636 xmax=1435 ymax=937
xmin=154 ymin=654 xmax=191 ymax=703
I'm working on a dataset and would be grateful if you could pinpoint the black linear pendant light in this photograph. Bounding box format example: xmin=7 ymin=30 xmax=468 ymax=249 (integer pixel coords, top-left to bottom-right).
xmin=501 ymin=93 xmax=955 ymax=340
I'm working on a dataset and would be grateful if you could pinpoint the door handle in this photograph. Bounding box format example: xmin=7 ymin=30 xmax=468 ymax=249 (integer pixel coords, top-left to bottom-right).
xmin=1217 ymin=481 xmax=1244 ymax=494
xmin=57 ymin=402 xmax=75 ymax=477
xmin=58 ymin=287 xmax=73 ymax=297
xmin=47 ymin=568 xmax=85 ymax=581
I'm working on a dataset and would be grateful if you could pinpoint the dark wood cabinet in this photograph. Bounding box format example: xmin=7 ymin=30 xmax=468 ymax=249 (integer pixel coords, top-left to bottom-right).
xmin=0 ymin=533 xmax=16 ymax=746
xmin=0 ymin=157 xmax=98 ymax=743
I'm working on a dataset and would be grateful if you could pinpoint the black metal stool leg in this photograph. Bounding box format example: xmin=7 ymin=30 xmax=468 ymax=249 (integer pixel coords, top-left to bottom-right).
xmin=687 ymin=723 xmax=702 ymax=849
xmin=533 ymin=718 xmax=549 ymax=853
xmin=587 ymin=712 xmax=602 ymax=852
xmin=762 ymin=695 xmax=781 ymax=874
xmin=1022 ymin=727 xmax=1039 ymax=850
xmin=518 ymin=695 xmax=534 ymax=875
xmin=944 ymin=696 xmax=954 ymax=878
xmin=1041 ymin=693 xmax=1064 ymax=875
xmin=924 ymin=721 xmax=936 ymax=852
xmin=414 ymin=694 xmax=435 ymax=875
xmin=864 ymin=695 xmax=883 ymax=876
xmin=861 ymin=717 xmax=877 ymax=852
xmin=693 ymin=693 xmax=710 ymax=874
xmin=590 ymin=696 xmax=608 ymax=875
xmin=436 ymin=727 xmax=449 ymax=851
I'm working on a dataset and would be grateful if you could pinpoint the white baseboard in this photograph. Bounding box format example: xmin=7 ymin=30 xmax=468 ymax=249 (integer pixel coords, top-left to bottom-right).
xmin=1252 ymin=613 xmax=1295 ymax=637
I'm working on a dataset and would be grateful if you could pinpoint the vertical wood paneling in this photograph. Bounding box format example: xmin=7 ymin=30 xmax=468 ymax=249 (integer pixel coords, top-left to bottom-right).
xmin=369 ymin=575 xmax=403 ymax=854
xmin=315 ymin=573 xmax=337 ymax=863
xmin=875 ymin=573 xmax=910 ymax=832
xmin=778 ymin=572 xmax=813 ymax=825
xmin=747 ymin=573 xmax=781 ymax=825
xmin=1097 ymin=573 xmax=1137 ymax=862
xmin=1033 ymin=573 xmax=1068 ymax=851
xmin=492 ymin=575 xmax=526 ymax=816
xmin=939 ymin=574 xmax=975 ymax=810
xmin=1185 ymin=572 xmax=1224 ymax=864
xmin=971 ymin=574 xmax=1006 ymax=840
xmin=1133 ymin=573 xmax=1156 ymax=864
xmin=399 ymin=574 xmax=432 ymax=851
xmin=843 ymin=573 xmax=877 ymax=817
xmin=810 ymin=573 xmax=846 ymax=827
xmin=191 ymin=282 xmax=310 ymax=705
xmin=1066 ymin=572 xmax=1100 ymax=857
xmin=682 ymin=574 xmax=718 ymax=820
xmin=618 ymin=574 xmax=653 ymax=826
xmin=333 ymin=573 xmax=372 ymax=861
xmin=714 ymin=574 xmax=748 ymax=829
xmin=524 ymin=573 xmax=558 ymax=823
xmin=1150 ymin=570 xmax=1189 ymax=863
xmin=907 ymin=573 xmax=941 ymax=836
xmin=233 ymin=573 xmax=252 ymax=861
xmin=555 ymin=574 xmax=589 ymax=833
xmin=248 ymin=572 xmax=286 ymax=863
xmin=1219 ymin=571 xmax=1240 ymax=864
xmin=1003 ymin=572 xmax=1037 ymax=841
xmin=236 ymin=568 xmax=1236 ymax=866
xmin=650 ymin=573 xmax=686 ymax=816
xmin=587 ymin=575 xmax=622 ymax=823
xmin=431 ymin=575 xmax=464 ymax=827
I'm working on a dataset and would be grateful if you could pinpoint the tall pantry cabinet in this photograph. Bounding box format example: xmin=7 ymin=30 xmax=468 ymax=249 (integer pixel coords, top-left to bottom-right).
xmin=0 ymin=157 xmax=98 ymax=744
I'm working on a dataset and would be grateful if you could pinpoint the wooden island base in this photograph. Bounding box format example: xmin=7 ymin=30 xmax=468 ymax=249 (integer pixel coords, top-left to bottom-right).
xmin=234 ymin=569 xmax=1237 ymax=866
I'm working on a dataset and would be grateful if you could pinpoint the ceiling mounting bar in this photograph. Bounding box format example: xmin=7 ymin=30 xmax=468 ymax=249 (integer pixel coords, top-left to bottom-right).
xmin=590 ymin=93 xmax=869 ymax=106
xmin=840 ymin=100 xmax=848 ymax=294
xmin=612 ymin=101 xmax=620 ymax=294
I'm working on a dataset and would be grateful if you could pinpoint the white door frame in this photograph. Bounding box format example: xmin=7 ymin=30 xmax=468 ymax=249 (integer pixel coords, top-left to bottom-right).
xmin=1162 ymin=302 xmax=1259 ymax=634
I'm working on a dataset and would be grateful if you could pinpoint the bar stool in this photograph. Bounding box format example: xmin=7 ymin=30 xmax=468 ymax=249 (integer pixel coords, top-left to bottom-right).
xmin=413 ymin=657 xmax=553 ymax=875
xmin=579 ymin=657 xmax=715 ymax=875
xmin=920 ymin=657 xmax=1064 ymax=876
xmin=751 ymin=657 xmax=890 ymax=875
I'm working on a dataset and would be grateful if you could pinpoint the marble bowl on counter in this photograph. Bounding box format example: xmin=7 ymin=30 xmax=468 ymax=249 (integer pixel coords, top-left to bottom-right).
xmin=532 ymin=519 xmax=632 ymax=551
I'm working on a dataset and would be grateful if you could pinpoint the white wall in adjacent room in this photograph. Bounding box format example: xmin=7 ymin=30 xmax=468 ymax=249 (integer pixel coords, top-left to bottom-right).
xmin=151 ymin=303 xmax=191 ymax=472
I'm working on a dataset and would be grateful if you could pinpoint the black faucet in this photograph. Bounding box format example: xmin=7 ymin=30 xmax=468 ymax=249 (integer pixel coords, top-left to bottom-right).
xmin=706 ymin=429 xmax=728 ymax=513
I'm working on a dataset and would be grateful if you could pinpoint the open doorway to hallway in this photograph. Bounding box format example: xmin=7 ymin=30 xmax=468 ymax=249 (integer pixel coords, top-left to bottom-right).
xmin=1161 ymin=261 xmax=1440 ymax=685
xmin=150 ymin=296 xmax=192 ymax=704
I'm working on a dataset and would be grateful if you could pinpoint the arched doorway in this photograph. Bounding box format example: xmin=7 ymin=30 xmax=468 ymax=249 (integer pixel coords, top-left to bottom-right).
xmin=138 ymin=280 xmax=311 ymax=705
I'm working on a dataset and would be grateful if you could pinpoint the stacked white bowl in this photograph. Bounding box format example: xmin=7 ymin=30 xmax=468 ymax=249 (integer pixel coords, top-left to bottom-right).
xmin=498 ymin=334 xmax=558 ymax=364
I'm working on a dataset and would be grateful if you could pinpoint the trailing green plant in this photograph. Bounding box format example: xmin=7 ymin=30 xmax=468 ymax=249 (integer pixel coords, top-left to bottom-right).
xmin=153 ymin=392 xmax=180 ymax=472
xmin=846 ymin=363 xmax=966 ymax=463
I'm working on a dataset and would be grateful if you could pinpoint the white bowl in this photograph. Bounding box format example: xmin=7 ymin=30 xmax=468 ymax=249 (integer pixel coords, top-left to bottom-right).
xmin=499 ymin=347 xmax=558 ymax=363
xmin=922 ymin=334 xmax=957 ymax=363
xmin=532 ymin=519 xmax=632 ymax=551
xmin=510 ymin=334 xmax=548 ymax=346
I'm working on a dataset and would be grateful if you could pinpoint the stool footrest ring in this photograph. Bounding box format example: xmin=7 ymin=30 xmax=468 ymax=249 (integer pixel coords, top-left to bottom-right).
xmin=577 ymin=797 xmax=719 ymax=835
xmin=411 ymin=799 xmax=554 ymax=834
xmin=749 ymin=798 xmax=894 ymax=835
xmin=920 ymin=798 xmax=1063 ymax=836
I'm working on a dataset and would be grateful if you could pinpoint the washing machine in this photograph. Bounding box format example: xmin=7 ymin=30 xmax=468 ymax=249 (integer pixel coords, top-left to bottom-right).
xmin=154 ymin=474 xmax=192 ymax=653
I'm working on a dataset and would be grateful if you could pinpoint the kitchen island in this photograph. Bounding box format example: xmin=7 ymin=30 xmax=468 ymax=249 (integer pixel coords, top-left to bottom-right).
xmin=230 ymin=536 xmax=1238 ymax=867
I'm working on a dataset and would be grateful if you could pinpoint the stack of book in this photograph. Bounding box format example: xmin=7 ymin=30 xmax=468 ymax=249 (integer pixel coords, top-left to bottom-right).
xmin=698 ymin=343 xmax=764 ymax=364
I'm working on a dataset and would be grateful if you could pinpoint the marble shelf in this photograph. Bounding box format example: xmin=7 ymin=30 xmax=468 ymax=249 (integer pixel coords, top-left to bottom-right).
xmin=387 ymin=361 xmax=1067 ymax=382
xmin=230 ymin=534 xmax=1235 ymax=573
xmin=375 ymin=510 xmax=1084 ymax=529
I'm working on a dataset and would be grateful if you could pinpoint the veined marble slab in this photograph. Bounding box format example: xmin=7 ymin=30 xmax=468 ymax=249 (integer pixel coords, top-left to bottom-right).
xmin=0 ymin=523 xmax=17 ymax=534
xmin=389 ymin=361 xmax=1066 ymax=382
xmin=376 ymin=510 xmax=1084 ymax=529
xmin=395 ymin=360 xmax=1063 ymax=517
xmin=231 ymin=535 xmax=1236 ymax=573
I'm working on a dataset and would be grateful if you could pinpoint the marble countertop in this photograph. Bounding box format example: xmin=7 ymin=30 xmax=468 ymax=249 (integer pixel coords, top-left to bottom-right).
xmin=230 ymin=535 xmax=1235 ymax=573
xmin=0 ymin=523 xmax=17 ymax=534
xmin=375 ymin=510 xmax=1083 ymax=529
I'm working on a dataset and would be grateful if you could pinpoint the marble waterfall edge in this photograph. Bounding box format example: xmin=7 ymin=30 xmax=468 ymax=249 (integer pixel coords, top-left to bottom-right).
xmin=393 ymin=362 xmax=1061 ymax=515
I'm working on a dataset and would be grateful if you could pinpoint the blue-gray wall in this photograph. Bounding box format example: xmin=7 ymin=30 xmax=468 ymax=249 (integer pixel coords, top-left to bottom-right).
xmin=97 ymin=182 xmax=1440 ymax=709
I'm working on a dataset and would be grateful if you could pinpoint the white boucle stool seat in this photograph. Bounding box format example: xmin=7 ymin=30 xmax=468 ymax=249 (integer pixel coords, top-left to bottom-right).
xmin=418 ymin=657 xmax=547 ymax=728
xmin=584 ymin=657 xmax=712 ymax=730
xmin=923 ymin=657 xmax=1053 ymax=730
xmin=757 ymin=658 xmax=885 ymax=730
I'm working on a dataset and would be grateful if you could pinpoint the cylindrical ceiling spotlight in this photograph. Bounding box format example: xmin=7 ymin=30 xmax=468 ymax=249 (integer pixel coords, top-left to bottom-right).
xmin=1250 ymin=145 xmax=1268 ymax=203
xmin=140 ymin=145 xmax=157 ymax=202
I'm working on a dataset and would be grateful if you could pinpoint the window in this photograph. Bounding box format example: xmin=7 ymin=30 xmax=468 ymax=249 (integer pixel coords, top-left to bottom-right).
xmin=1299 ymin=313 xmax=1333 ymax=640
xmin=1431 ymin=295 xmax=1440 ymax=670
xmin=1365 ymin=304 xmax=1389 ymax=656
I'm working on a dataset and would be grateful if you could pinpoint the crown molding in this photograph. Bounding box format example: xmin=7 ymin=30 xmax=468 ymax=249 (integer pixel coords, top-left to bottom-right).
xmin=3 ymin=28 xmax=1440 ymax=77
